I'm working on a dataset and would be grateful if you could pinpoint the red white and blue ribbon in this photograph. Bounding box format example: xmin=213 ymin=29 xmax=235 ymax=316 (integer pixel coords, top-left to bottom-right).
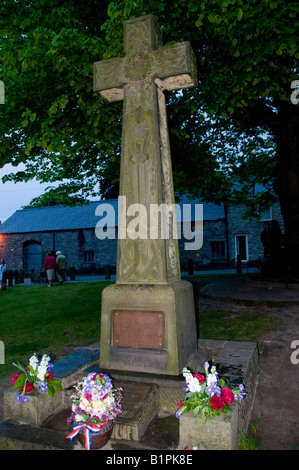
xmin=66 ymin=422 xmax=109 ymax=450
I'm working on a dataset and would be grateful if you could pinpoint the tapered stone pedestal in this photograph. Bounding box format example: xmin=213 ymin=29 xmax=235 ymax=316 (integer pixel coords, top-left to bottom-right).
xmin=100 ymin=280 xmax=197 ymax=375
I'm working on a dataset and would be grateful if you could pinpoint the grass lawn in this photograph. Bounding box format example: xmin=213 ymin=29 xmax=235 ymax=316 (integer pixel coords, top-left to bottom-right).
xmin=198 ymin=307 xmax=283 ymax=341
xmin=0 ymin=281 xmax=112 ymax=380
xmin=0 ymin=280 xmax=283 ymax=381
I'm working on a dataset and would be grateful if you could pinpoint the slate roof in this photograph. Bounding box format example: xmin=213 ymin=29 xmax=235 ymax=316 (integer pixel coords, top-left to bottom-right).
xmin=0 ymin=197 xmax=224 ymax=234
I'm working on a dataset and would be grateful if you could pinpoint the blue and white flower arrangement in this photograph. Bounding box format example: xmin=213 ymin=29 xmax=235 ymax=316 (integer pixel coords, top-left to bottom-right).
xmin=176 ymin=362 xmax=246 ymax=422
xmin=11 ymin=353 xmax=63 ymax=404
xmin=67 ymin=371 xmax=123 ymax=426
xmin=66 ymin=371 xmax=123 ymax=449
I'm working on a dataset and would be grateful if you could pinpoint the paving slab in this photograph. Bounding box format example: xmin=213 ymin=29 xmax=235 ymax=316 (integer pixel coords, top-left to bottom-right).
xmin=200 ymin=276 xmax=299 ymax=302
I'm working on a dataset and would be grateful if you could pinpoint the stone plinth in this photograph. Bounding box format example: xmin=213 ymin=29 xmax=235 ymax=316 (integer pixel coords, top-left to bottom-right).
xmin=179 ymin=404 xmax=239 ymax=450
xmin=4 ymin=388 xmax=65 ymax=427
xmin=52 ymin=348 xmax=99 ymax=389
xmin=112 ymin=381 xmax=159 ymax=441
xmin=100 ymin=280 xmax=197 ymax=375
xmin=180 ymin=340 xmax=259 ymax=450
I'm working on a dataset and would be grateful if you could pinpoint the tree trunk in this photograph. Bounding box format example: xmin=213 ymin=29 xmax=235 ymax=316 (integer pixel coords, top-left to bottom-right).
xmin=274 ymin=99 xmax=299 ymax=278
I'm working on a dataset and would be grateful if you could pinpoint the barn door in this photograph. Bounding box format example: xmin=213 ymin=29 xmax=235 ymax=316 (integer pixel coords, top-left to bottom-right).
xmin=23 ymin=242 xmax=42 ymax=274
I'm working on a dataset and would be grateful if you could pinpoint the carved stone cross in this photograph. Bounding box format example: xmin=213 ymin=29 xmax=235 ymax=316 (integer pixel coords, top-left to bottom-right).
xmin=94 ymin=14 xmax=197 ymax=284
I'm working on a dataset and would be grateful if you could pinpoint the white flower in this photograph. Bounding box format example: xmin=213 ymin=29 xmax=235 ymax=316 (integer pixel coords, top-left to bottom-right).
xmin=40 ymin=355 xmax=50 ymax=367
xmin=29 ymin=354 xmax=39 ymax=371
xmin=206 ymin=367 xmax=219 ymax=388
xmin=37 ymin=364 xmax=48 ymax=381
xmin=182 ymin=368 xmax=202 ymax=393
xmin=188 ymin=378 xmax=202 ymax=393
xmin=182 ymin=369 xmax=194 ymax=384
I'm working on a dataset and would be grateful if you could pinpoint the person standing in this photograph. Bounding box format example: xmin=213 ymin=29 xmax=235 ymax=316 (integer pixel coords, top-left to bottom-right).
xmin=43 ymin=252 xmax=57 ymax=287
xmin=56 ymin=251 xmax=66 ymax=285
xmin=0 ymin=259 xmax=6 ymax=288
xmin=261 ymin=221 xmax=271 ymax=259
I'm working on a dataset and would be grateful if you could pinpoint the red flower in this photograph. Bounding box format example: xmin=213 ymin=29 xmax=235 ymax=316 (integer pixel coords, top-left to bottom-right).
xmin=221 ymin=387 xmax=234 ymax=405
xmin=92 ymin=373 xmax=104 ymax=381
xmin=193 ymin=373 xmax=205 ymax=384
xmin=210 ymin=395 xmax=224 ymax=411
xmin=45 ymin=371 xmax=53 ymax=381
xmin=21 ymin=382 xmax=35 ymax=393
xmin=11 ymin=373 xmax=20 ymax=386
xmin=177 ymin=400 xmax=185 ymax=409
xmin=100 ymin=393 xmax=108 ymax=401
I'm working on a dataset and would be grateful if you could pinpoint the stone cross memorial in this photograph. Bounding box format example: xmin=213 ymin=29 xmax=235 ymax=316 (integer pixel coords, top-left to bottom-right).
xmin=94 ymin=14 xmax=198 ymax=375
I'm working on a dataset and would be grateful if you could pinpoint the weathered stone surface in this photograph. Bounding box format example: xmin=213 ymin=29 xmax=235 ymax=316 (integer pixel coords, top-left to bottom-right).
xmin=52 ymin=348 xmax=99 ymax=389
xmin=100 ymin=281 xmax=197 ymax=375
xmin=112 ymin=381 xmax=159 ymax=441
xmin=0 ymin=421 xmax=73 ymax=450
xmin=4 ymin=388 xmax=65 ymax=427
xmin=0 ymin=340 xmax=259 ymax=450
xmin=215 ymin=341 xmax=259 ymax=434
xmin=179 ymin=340 xmax=259 ymax=450
xmin=179 ymin=405 xmax=239 ymax=450
xmin=94 ymin=15 xmax=198 ymax=376
xmin=94 ymin=17 xmax=197 ymax=285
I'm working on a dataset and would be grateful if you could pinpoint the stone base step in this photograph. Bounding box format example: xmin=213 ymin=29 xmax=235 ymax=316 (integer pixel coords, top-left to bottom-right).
xmin=112 ymin=381 xmax=159 ymax=441
xmin=0 ymin=339 xmax=259 ymax=450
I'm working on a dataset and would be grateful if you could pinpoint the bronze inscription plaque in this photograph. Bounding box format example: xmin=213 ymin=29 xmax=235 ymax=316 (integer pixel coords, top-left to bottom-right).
xmin=112 ymin=310 xmax=164 ymax=349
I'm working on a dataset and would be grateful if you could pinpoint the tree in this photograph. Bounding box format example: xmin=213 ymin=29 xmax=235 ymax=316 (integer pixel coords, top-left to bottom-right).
xmin=0 ymin=0 xmax=299 ymax=269
xmin=0 ymin=0 xmax=121 ymax=200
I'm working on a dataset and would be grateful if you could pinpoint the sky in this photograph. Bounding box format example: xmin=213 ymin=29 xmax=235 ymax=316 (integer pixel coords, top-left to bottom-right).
xmin=0 ymin=163 xmax=53 ymax=223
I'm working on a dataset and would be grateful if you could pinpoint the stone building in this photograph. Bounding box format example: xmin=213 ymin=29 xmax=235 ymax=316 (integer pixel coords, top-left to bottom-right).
xmin=0 ymin=197 xmax=284 ymax=275
xmin=0 ymin=201 xmax=118 ymax=275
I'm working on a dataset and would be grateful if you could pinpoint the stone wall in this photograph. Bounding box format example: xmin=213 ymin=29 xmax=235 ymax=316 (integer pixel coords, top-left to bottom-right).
xmin=0 ymin=228 xmax=118 ymax=274
xmin=0 ymin=201 xmax=284 ymax=274
xmin=179 ymin=219 xmax=227 ymax=269
xmin=226 ymin=202 xmax=284 ymax=263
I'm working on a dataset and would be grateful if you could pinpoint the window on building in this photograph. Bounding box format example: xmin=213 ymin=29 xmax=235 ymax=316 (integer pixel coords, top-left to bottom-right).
xmin=210 ymin=241 xmax=226 ymax=259
xmin=235 ymin=235 xmax=248 ymax=262
xmin=84 ymin=251 xmax=94 ymax=262
xmin=260 ymin=207 xmax=273 ymax=221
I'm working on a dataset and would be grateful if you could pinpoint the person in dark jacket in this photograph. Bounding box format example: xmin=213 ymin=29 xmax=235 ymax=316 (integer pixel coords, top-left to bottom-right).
xmin=261 ymin=220 xmax=282 ymax=279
